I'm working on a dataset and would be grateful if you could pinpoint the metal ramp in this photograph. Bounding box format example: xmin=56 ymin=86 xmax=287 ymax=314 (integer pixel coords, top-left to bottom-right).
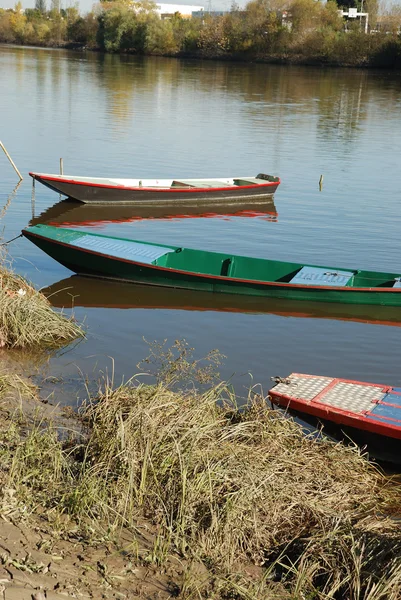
xmin=70 ymin=234 xmax=175 ymax=264
xmin=290 ymin=266 xmax=354 ymax=287
xmin=272 ymin=374 xmax=386 ymax=413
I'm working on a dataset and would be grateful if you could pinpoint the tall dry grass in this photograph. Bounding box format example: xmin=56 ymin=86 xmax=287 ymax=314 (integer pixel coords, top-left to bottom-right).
xmin=0 ymin=264 xmax=84 ymax=349
xmin=4 ymin=374 xmax=401 ymax=598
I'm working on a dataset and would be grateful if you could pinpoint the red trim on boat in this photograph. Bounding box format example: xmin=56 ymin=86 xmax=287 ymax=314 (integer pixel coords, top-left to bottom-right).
xmin=270 ymin=392 xmax=401 ymax=438
xmin=29 ymin=173 xmax=280 ymax=193
xmin=379 ymin=400 xmax=401 ymax=409
xmin=365 ymin=413 xmax=401 ymax=424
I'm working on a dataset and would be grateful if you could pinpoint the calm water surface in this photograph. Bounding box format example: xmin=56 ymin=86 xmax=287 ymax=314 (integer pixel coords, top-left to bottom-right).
xmin=1 ymin=45 xmax=401 ymax=403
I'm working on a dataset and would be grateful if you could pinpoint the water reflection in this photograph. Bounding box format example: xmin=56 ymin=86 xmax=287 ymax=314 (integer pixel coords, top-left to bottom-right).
xmin=29 ymin=197 xmax=278 ymax=227
xmin=3 ymin=45 xmax=401 ymax=395
xmin=44 ymin=275 xmax=401 ymax=328
xmin=316 ymin=71 xmax=367 ymax=148
xmin=4 ymin=46 xmax=401 ymax=149
xmin=0 ymin=181 xmax=22 ymax=221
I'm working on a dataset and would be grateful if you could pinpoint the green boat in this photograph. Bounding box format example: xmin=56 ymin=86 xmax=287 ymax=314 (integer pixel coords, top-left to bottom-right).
xmin=22 ymin=224 xmax=401 ymax=307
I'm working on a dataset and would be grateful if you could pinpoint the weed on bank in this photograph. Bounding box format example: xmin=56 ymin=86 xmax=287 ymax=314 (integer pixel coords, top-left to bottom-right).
xmin=2 ymin=367 xmax=401 ymax=599
xmin=0 ymin=263 xmax=84 ymax=348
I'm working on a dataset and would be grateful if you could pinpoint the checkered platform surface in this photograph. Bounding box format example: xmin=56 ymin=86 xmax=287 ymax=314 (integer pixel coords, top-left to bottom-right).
xmin=272 ymin=375 xmax=386 ymax=414
xmin=272 ymin=376 xmax=333 ymax=401
xmin=70 ymin=235 xmax=174 ymax=264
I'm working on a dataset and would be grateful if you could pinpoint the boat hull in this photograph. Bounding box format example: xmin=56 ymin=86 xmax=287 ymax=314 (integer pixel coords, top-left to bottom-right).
xmin=30 ymin=174 xmax=280 ymax=205
xmin=21 ymin=227 xmax=401 ymax=306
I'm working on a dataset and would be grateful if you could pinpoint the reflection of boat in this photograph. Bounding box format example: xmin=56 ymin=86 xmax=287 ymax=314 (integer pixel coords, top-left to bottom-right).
xmin=23 ymin=224 xmax=401 ymax=307
xmin=269 ymin=373 xmax=401 ymax=465
xmin=29 ymin=172 xmax=281 ymax=205
xmin=29 ymin=197 xmax=278 ymax=228
xmin=43 ymin=275 xmax=401 ymax=327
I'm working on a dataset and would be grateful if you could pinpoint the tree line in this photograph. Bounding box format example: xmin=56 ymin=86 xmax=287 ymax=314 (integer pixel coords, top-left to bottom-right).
xmin=0 ymin=0 xmax=400 ymax=68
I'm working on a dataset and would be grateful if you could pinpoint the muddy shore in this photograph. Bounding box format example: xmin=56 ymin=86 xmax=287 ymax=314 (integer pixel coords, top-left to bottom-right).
xmin=1 ymin=350 xmax=401 ymax=600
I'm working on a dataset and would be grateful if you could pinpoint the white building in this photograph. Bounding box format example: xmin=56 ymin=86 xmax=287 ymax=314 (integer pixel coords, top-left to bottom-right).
xmin=155 ymin=3 xmax=204 ymax=17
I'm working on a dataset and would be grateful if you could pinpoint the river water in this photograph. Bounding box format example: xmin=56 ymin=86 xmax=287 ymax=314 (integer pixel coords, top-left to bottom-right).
xmin=1 ymin=44 xmax=401 ymax=403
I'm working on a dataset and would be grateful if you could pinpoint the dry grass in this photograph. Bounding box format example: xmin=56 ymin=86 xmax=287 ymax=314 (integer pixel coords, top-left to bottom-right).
xmin=3 ymin=372 xmax=401 ymax=599
xmin=0 ymin=263 xmax=84 ymax=349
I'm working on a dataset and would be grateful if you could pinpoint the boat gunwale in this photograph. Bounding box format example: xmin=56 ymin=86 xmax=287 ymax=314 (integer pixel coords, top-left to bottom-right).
xmin=29 ymin=172 xmax=280 ymax=193
xmin=269 ymin=374 xmax=401 ymax=439
xmin=22 ymin=229 xmax=401 ymax=294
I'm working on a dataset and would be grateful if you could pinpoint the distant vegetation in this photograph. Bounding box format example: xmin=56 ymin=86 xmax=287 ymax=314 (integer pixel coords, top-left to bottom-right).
xmin=1 ymin=0 xmax=401 ymax=67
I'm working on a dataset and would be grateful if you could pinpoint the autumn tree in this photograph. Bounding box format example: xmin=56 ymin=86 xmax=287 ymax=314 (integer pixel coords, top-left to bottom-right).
xmin=67 ymin=11 xmax=98 ymax=45
xmin=97 ymin=1 xmax=160 ymax=52
xmin=197 ymin=15 xmax=229 ymax=55
xmin=0 ymin=9 xmax=15 ymax=43
xmin=379 ymin=1 xmax=401 ymax=33
xmin=241 ymin=0 xmax=287 ymax=54
xmin=9 ymin=1 xmax=27 ymax=41
xmin=35 ymin=0 xmax=46 ymax=13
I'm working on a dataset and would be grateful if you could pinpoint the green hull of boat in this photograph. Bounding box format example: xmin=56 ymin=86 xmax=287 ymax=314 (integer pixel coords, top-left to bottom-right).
xmin=22 ymin=225 xmax=401 ymax=307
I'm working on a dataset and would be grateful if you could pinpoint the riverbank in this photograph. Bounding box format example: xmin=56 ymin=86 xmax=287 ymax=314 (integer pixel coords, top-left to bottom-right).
xmin=1 ymin=2 xmax=401 ymax=70
xmin=1 ymin=357 xmax=401 ymax=599
xmin=2 ymin=37 xmax=401 ymax=70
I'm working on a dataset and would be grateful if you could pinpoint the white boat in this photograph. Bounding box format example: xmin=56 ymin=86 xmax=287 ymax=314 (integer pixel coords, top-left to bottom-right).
xmin=29 ymin=172 xmax=281 ymax=205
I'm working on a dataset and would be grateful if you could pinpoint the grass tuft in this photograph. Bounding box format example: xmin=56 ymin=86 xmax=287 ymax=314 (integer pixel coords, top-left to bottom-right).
xmin=0 ymin=263 xmax=84 ymax=349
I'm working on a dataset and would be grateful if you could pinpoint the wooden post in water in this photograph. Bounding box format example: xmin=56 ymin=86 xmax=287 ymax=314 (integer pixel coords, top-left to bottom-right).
xmin=31 ymin=177 xmax=36 ymax=219
xmin=319 ymin=175 xmax=324 ymax=191
xmin=59 ymin=158 xmax=64 ymax=200
xmin=0 ymin=140 xmax=23 ymax=181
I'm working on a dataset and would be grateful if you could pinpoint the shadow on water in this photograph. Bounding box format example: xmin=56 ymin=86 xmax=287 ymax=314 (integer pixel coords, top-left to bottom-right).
xmin=29 ymin=197 xmax=278 ymax=227
xmin=276 ymin=407 xmax=401 ymax=472
xmin=43 ymin=274 xmax=401 ymax=328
